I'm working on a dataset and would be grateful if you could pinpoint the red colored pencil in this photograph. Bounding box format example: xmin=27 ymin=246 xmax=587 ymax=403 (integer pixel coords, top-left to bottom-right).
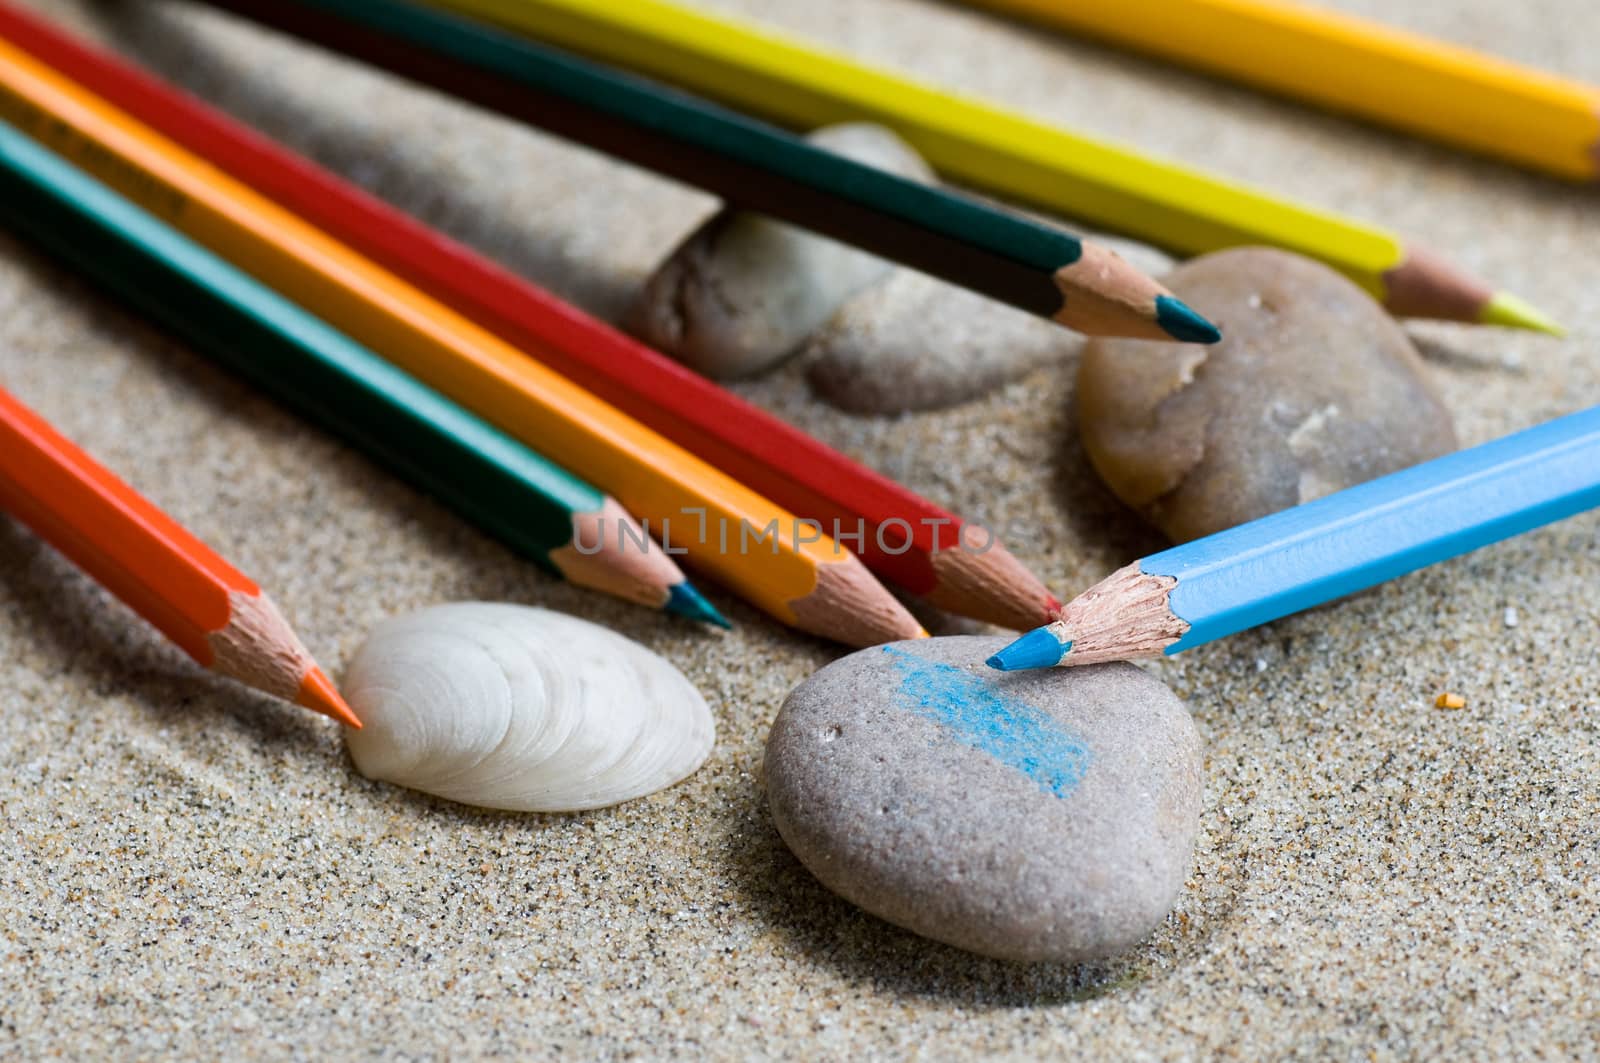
xmin=0 ymin=2 xmax=1060 ymax=631
xmin=0 ymin=385 xmax=360 ymax=727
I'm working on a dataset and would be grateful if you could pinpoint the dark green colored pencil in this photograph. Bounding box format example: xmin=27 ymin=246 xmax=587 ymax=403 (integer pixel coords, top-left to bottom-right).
xmin=189 ymin=0 xmax=1218 ymax=344
xmin=0 ymin=119 xmax=726 ymax=626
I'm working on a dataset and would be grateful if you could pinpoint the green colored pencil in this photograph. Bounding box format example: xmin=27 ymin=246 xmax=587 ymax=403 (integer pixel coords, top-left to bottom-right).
xmin=0 ymin=119 xmax=727 ymax=626
xmin=187 ymin=0 xmax=1220 ymax=345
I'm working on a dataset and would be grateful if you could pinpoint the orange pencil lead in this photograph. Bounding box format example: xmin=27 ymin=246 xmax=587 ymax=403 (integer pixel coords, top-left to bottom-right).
xmin=298 ymin=667 xmax=362 ymax=728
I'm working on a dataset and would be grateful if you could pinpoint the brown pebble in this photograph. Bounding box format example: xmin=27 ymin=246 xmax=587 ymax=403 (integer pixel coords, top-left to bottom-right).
xmin=1077 ymin=247 xmax=1457 ymax=543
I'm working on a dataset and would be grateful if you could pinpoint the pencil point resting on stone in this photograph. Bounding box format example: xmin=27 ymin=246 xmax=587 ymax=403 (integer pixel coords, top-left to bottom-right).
xmin=1078 ymin=247 xmax=1457 ymax=544
xmin=627 ymin=122 xmax=934 ymax=379
xmin=766 ymin=637 xmax=1203 ymax=962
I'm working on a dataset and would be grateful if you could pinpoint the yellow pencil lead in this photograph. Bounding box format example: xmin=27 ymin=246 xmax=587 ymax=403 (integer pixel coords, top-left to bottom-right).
xmin=1480 ymin=291 xmax=1566 ymax=336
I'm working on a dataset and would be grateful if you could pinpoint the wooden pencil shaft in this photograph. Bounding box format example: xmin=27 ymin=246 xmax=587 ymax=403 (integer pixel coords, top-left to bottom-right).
xmin=0 ymin=459 xmax=219 ymax=664
xmin=963 ymin=0 xmax=1600 ymax=180
xmin=0 ymin=30 xmax=909 ymax=638
xmin=437 ymin=0 xmax=1579 ymax=331
xmin=0 ymin=122 xmax=600 ymax=576
xmin=0 ymin=1 xmax=1037 ymax=618
xmin=1003 ymin=406 xmax=1600 ymax=670
xmin=1146 ymin=407 xmax=1600 ymax=653
xmin=0 ymin=376 xmax=356 ymax=722
xmin=188 ymin=0 xmax=1080 ymax=317
xmin=0 ymin=388 xmax=245 ymax=668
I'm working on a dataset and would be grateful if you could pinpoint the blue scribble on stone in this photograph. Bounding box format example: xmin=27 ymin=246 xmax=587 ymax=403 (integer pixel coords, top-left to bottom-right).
xmin=881 ymin=646 xmax=1092 ymax=799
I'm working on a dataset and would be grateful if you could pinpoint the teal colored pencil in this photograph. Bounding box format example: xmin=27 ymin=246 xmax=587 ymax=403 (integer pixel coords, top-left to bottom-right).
xmin=0 ymin=120 xmax=726 ymax=626
xmin=990 ymin=407 xmax=1600 ymax=670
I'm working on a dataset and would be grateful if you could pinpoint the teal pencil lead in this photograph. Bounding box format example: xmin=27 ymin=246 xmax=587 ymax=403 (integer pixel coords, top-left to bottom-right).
xmin=1154 ymin=295 xmax=1222 ymax=344
xmin=986 ymin=627 xmax=1068 ymax=671
xmin=665 ymin=581 xmax=731 ymax=628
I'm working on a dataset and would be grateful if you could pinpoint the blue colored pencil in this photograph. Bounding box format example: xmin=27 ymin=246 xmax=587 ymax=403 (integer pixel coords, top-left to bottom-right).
xmin=0 ymin=120 xmax=726 ymax=626
xmin=989 ymin=407 xmax=1600 ymax=670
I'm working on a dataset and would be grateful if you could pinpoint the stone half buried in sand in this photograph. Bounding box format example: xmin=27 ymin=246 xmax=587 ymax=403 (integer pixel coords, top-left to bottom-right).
xmin=626 ymin=122 xmax=935 ymax=380
xmin=342 ymin=603 xmax=714 ymax=812
xmin=804 ymin=268 xmax=1081 ymax=415
xmin=764 ymin=636 xmax=1203 ymax=963
xmin=806 ymin=233 xmax=1175 ymax=415
xmin=1078 ymin=247 xmax=1457 ymax=544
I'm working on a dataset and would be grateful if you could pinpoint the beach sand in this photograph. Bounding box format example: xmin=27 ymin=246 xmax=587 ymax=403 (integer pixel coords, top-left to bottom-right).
xmin=0 ymin=0 xmax=1595 ymax=1056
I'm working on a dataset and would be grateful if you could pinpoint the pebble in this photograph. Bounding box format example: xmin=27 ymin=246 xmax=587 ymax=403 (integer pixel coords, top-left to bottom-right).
xmin=764 ymin=636 xmax=1203 ymax=963
xmin=1077 ymin=247 xmax=1457 ymax=543
xmin=626 ymin=123 xmax=935 ymax=379
xmin=807 ymin=234 xmax=1175 ymax=414
xmin=804 ymin=270 xmax=1077 ymax=413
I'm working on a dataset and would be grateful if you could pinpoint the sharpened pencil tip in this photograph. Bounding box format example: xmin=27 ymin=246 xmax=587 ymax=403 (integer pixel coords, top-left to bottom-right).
xmin=986 ymin=627 xmax=1068 ymax=671
xmin=664 ymin=581 xmax=731 ymax=628
xmin=1479 ymin=291 xmax=1565 ymax=336
xmin=1154 ymin=295 xmax=1222 ymax=344
xmin=297 ymin=667 xmax=362 ymax=728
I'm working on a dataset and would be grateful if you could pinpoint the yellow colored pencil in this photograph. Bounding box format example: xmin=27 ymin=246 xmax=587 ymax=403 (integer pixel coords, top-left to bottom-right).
xmin=963 ymin=0 xmax=1600 ymax=183
xmin=423 ymin=0 xmax=1562 ymax=334
xmin=0 ymin=36 xmax=924 ymax=647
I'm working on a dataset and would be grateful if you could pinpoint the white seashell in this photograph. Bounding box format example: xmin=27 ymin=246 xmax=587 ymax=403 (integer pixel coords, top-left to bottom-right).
xmin=343 ymin=603 xmax=714 ymax=811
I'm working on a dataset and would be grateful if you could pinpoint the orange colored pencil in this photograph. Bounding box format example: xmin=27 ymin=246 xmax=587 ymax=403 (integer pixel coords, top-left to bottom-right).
xmin=0 ymin=33 xmax=923 ymax=647
xmin=0 ymin=384 xmax=360 ymax=727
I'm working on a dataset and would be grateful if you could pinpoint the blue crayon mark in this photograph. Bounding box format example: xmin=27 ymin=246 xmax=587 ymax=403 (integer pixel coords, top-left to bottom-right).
xmin=882 ymin=646 xmax=1091 ymax=799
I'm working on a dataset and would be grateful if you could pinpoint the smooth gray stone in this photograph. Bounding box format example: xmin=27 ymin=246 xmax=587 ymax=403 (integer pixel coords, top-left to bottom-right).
xmin=764 ymin=636 xmax=1203 ymax=963
xmin=626 ymin=123 xmax=935 ymax=379
xmin=806 ymin=234 xmax=1175 ymax=414
xmin=805 ymin=269 xmax=1078 ymax=414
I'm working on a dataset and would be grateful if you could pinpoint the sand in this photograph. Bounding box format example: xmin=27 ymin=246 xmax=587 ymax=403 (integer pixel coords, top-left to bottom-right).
xmin=0 ymin=0 xmax=1595 ymax=1057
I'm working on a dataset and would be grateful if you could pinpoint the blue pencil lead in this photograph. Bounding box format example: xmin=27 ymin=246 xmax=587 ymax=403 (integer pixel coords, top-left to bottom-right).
xmin=1154 ymin=295 xmax=1222 ymax=344
xmin=986 ymin=627 xmax=1068 ymax=671
xmin=664 ymin=582 xmax=731 ymax=628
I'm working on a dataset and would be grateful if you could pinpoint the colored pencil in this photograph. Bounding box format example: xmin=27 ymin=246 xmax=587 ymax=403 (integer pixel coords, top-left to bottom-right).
xmin=0 ymin=383 xmax=360 ymax=727
xmin=961 ymin=0 xmax=1600 ymax=182
xmin=404 ymin=0 xmax=1560 ymax=334
xmin=0 ymin=34 xmax=921 ymax=647
xmin=181 ymin=0 xmax=1219 ymax=345
xmin=988 ymin=406 xmax=1600 ymax=671
xmin=0 ymin=123 xmax=724 ymax=628
xmin=0 ymin=3 xmax=1060 ymax=632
